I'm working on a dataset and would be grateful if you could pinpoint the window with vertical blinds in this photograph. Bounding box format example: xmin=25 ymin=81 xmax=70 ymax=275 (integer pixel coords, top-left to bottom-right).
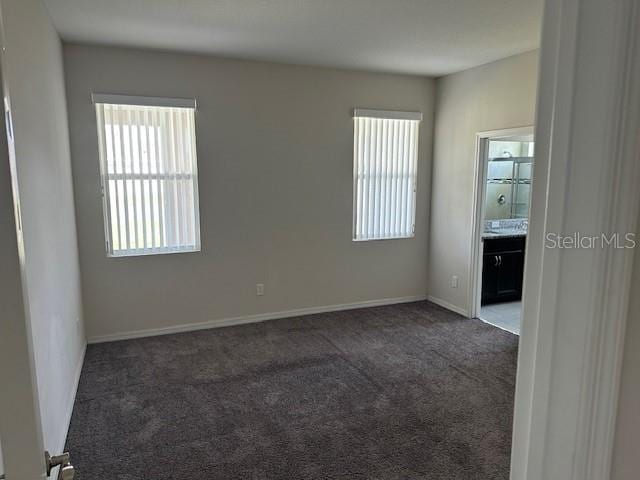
xmin=352 ymin=109 xmax=421 ymax=241
xmin=94 ymin=94 xmax=201 ymax=256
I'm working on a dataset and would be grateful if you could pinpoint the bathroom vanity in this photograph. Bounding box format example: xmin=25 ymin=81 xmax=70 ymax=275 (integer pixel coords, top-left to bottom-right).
xmin=481 ymin=234 xmax=526 ymax=305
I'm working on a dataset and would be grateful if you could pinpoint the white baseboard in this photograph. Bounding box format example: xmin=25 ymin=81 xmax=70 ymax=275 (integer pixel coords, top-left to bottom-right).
xmin=56 ymin=342 xmax=86 ymax=454
xmin=426 ymin=295 xmax=469 ymax=317
xmin=88 ymin=294 xmax=428 ymax=344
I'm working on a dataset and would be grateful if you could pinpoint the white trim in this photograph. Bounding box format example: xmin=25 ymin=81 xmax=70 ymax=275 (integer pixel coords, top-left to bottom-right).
xmin=473 ymin=127 xmax=535 ymax=141
xmin=55 ymin=344 xmax=86 ymax=454
xmin=352 ymin=108 xmax=422 ymax=121
xmin=91 ymin=93 xmax=196 ymax=109
xmin=468 ymin=126 xmax=534 ymax=319
xmin=510 ymin=0 xmax=640 ymax=479
xmin=426 ymin=295 xmax=469 ymax=317
xmin=572 ymin=2 xmax=640 ymax=478
xmin=352 ymin=115 xmax=420 ymax=241
xmin=108 ymin=245 xmax=201 ymax=258
xmin=95 ymin=102 xmax=201 ymax=257
xmin=87 ymin=295 xmax=428 ymax=344
xmin=468 ymin=134 xmax=486 ymax=320
xmin=352 ymin=233 xmax=415 ymax=242
xmin=0 ymin=26 xmax=47 ymax=478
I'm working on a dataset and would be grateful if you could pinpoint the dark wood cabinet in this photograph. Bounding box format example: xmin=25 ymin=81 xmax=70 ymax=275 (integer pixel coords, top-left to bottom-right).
xmin=481 ymin=236 xmax=526 ymax=305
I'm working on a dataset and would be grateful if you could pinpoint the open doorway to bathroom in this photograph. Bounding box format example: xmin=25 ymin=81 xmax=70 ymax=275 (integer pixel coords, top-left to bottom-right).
xmin=470 ymin=127 xmax=534 ymax=335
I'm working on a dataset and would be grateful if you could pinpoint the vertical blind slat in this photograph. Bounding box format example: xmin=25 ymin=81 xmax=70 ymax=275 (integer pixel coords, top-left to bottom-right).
xmin=409 ymin=121 xmax=418 ymax=233
xmin=116 ymin=107 xmax=132 ymax=250
xmin=373 ymin=119 xmax=381 ymax=238
xmin=126 ymin=109 xmax=139 ymax=249
xmin=167 ymin=110 xmax=179 ymax=247
xmin=356 ymin=118 xmax=363 ymax=240
xmin=161 ymin=109 xmax=175 ymax=248
xmin=372 ymin=119 xmax=379 ymax=238
xmin=143 ymin=109 xmax=155 ymax=248
xmin=400 ymin=120 xmax=408 ymax=236
xmin=106 ymin=107 xmax=122 ymax=250
xmin=353 ymin=122 xmax=362 ymax=238
xmin=390 ymin=120 xmax=398 ymax=236
xmin=134 ymin=108 xmax=148 ymax=249
xmin=152 ymin=108 xmax=165 ymax=248
xmin=383 ymin=120 xmax=391 ymax=237
xmin=379 ymin=120 xmax=387 ymax=237
xmin=403 ymin=121 xmax=411 ymax=233
xmin=353 ymin=116 xmax=419 ymax=241
xmin=177 ymin=110 xmax=187 ymax=248
xmin=96 ymin=102 xmax=200 ymax=256
xmin=187 ymin=112 xmax=199 ymax=246
xmin=362 ymin=118 xmax=370 ymax=238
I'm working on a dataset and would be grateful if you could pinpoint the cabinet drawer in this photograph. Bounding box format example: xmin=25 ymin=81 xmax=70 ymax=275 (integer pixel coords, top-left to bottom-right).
xmin=483 ymin=236 xmax=526 ymax=254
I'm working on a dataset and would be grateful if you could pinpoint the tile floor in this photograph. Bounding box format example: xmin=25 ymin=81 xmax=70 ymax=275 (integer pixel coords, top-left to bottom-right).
xmin=480 ymin=301 xmax=521 ymax=335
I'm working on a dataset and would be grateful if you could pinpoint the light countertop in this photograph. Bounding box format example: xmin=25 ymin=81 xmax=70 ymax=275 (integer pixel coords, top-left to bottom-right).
xmin=482 ymin=229 xmax=527 ymax=239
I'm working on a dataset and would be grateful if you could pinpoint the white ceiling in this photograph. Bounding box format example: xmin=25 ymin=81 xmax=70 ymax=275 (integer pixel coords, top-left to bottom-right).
xmin=44 ymin=0 xmax=542 ymax=77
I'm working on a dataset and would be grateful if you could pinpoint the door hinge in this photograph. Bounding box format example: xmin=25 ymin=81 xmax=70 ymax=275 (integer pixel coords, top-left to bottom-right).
xmin=45 ymin=450 xmax=75 ymax=480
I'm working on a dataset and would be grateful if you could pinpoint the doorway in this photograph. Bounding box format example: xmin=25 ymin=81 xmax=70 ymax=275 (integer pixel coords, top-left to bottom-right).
xmin=470 ymin=126 xmax=534 ymax=335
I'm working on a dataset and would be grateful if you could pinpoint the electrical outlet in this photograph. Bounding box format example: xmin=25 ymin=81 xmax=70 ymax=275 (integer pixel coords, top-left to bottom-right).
xmin=451 ymin=275 xmax=459 ymax=288
xmin=256 ymin=283 xmax=265 ymax=296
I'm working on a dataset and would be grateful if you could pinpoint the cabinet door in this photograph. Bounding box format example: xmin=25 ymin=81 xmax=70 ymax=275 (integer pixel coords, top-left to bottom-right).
xmin=482 ymin=253 xmax=500 ymax=304
xmin=496 ymin=251 xmax=524 ymax=300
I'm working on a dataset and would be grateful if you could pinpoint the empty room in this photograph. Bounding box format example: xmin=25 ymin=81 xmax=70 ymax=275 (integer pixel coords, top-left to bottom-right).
xmin=2 ymin=0 xmax=640 ymax=479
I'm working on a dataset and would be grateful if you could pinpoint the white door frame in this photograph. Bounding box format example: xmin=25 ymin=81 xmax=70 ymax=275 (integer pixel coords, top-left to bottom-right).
xmin=469 ymin=126 xmax=534 ymax=321
xmin=0 ymin=29 xmax=47 ymax=480
xmin=510 ymin=0 xmax=640 ymax=479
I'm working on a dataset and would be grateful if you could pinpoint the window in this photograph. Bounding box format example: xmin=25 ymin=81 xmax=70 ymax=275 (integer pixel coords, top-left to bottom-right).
xmin=93 ymin=94 xmax=200 ymax=256
xmin=352 ymin=109 xmax=421 ymax=241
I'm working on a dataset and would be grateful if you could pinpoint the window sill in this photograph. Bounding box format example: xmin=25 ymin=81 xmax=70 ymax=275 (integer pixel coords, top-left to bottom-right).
xmin=353 ymin=234 xmax=415 ymax=242
xmin=107 ymin=246 xmax=200 ymax=258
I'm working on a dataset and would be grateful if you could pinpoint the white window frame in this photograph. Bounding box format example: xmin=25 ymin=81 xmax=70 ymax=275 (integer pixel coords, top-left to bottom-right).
xmin=92 ymin=93 xmax=201 ymax=257
xmin=352 ymin=108 xmax=422 ymax=241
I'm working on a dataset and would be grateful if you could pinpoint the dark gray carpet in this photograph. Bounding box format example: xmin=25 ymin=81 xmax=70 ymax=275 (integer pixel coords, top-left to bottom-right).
xmin=66 ymin=301 xmax=518 ymax=479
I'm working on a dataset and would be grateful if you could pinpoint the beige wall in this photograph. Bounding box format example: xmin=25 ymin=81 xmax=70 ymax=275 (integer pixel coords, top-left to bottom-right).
xmin=428 ymin=50 xmax=539 ymax=312
xmin=0 ymin=0 xmax=85 ymax=457
xmin=611 ymin=212 xmax=640 ymax=480
xmin=63 ymin=44 xmax=435 ymax=340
